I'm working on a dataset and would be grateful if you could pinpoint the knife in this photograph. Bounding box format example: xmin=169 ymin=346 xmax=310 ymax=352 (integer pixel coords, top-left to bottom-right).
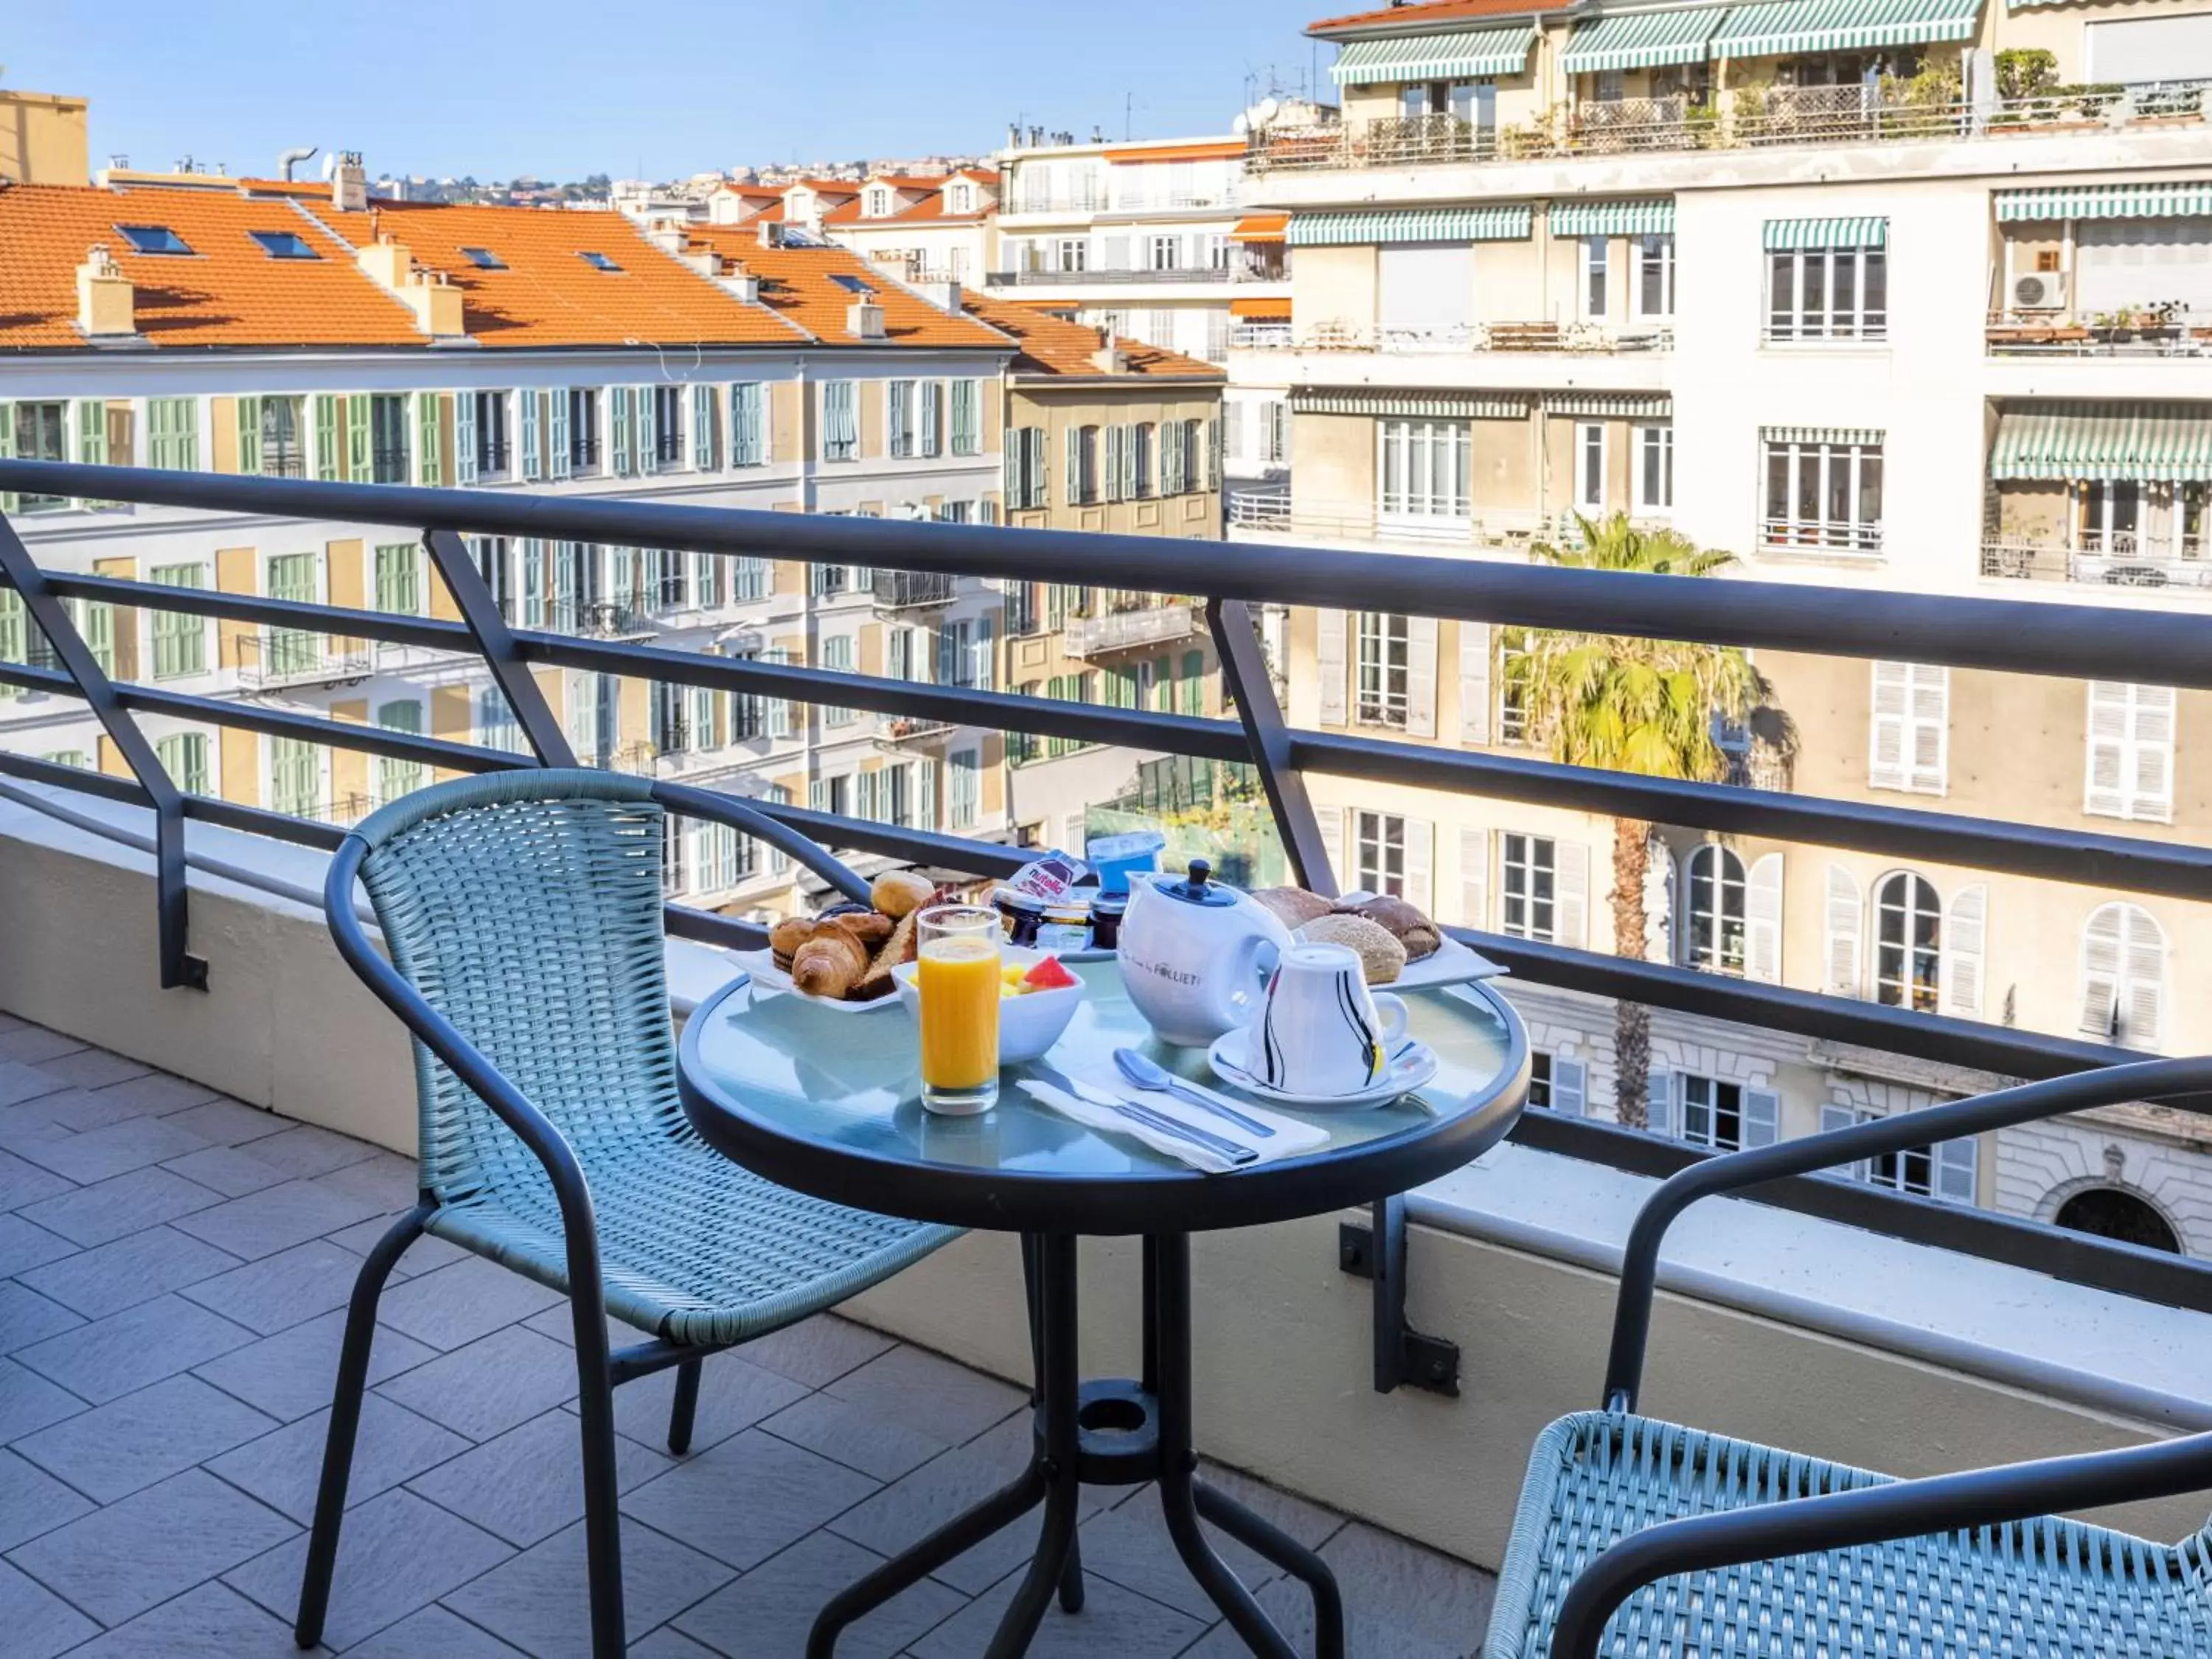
xmin=1021 ymin=1073 xmax=1259 ymax=1167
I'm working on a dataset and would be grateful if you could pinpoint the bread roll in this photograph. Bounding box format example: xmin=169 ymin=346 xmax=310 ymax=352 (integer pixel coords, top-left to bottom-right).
xmin=827 ymin=911 xmax=895 ymax=947
xmin=1299 ymin=914 xmax=1408 ymax=986
xmin=1339 ymin=894 xmax=1442 ymax=961
xmin=872 ymin=870 xmax=938 ymax=920
xmin=855 ymin=911 xmax=921 ymax=1002
xmin=1252 ymin=887 xmax=1334 ymax=929
xmin=769 ymin=916 xmax=815 ymax=970
xmin=791 ymin=931 xmax=869 ymax=999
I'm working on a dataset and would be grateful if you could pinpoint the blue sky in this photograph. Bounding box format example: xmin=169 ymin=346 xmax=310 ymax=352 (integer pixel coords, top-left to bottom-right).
xmin=9 ymin=1 xmax=1330 ymax=181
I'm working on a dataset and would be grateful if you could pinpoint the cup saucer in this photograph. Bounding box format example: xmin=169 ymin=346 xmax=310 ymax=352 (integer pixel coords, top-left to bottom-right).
xmin=1204 ymin=1032 xmax=1439 ymax=1112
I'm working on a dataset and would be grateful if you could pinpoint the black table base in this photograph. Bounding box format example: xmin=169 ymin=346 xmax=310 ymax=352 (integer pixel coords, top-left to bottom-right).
xmin=807 ymin=1234 xmax=1346 ymax=1659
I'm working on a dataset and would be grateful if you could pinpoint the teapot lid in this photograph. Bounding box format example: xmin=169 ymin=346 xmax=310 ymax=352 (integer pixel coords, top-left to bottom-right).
xmin=1153 ymin=858 xmax=1239 ymax=909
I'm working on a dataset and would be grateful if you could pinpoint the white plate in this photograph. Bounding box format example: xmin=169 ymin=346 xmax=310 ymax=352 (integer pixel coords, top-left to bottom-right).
xmin=1293 ymin=928 xmax=1505 ymax=992
xmin=735 ymin=949 xmax=905 ymax=1014
xmin=1204 ymin=1033 xmax=1440 ymax=1112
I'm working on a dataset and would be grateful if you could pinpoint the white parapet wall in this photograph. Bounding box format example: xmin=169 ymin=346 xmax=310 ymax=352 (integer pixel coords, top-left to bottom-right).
xmin=4 ymin=793 xmax=2208 ymax=1575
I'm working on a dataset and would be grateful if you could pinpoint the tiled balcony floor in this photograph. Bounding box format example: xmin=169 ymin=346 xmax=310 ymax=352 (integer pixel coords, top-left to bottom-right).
xmin=0 ymin=1014 xmax=1495 ymax=1657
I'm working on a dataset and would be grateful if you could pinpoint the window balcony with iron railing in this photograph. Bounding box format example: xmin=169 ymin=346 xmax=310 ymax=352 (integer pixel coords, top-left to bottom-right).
xmin=1246 ymin=80 xmax=2211 ymax=175
xmin=871 ymin=569 xmax=959 ymax=611
xmin=1062 ymin=600 xmax=1200 ymax=658
xmin=1229 ymin=492 xmax=1630 ymax=553
xmin=1759 ymin=518 xmax=1885 ymax=559
xmin=6 ymin=456 xmax=2212 ymax=1659
xmin=1232 ymin=320 xmax=1674 ymax=355
xmin=986 ymin=265 xmax=1233 ymax=288
xmin=233 ymin=627 xmax=374 ymax=692
xmin=1981 ymin=534 xmax=2212 ymax=588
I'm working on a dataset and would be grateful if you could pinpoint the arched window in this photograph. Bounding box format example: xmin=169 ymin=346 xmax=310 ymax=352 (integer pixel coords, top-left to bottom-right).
xmin=1683 ymin=844 xmax=1747 ymax=974
xmin=2054 ymin=1188 xmax=2181 ymax=1254
xmin=2081 ymin=902 xmax=2165 ymax=1050
xmin=1874 ymin=872 xmax=1941 ymax=1012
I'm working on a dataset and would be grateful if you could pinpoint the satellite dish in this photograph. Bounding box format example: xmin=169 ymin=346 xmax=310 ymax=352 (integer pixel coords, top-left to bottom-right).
xmin=1232 ymin=114 xmax=1250 ymax=136
xmin=320 ymin=151 xmax=338 ymax=181
xmin=1254 ymin=97 xmax=1281 ymax=128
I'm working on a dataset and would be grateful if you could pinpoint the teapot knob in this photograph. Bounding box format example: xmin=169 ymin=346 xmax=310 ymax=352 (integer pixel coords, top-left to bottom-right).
xmin=1186 ymin=858 xmax=1212 ymax=891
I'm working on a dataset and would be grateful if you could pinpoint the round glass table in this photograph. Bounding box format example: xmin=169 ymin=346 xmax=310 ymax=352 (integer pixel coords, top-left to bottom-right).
xmin=680 ymin=959 xmax=1528 ymax=1659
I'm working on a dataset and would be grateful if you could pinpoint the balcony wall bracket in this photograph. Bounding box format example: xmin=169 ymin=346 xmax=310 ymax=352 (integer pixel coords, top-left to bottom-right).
xmin=1339 ymin=1197 xmax=1461 ymax=1397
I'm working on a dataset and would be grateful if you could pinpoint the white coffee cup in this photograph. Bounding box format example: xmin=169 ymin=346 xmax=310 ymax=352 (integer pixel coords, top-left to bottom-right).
xmin=1242 ymin=943 xmax=1411 ymax=1098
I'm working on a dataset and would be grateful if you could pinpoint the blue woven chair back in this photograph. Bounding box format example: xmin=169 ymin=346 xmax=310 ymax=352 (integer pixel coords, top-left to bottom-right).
xmin=350 ymin=771 xmax=681 ymax=1208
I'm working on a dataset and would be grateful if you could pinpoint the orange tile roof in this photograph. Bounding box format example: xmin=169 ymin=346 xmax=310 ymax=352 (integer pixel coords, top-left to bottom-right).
xmin=1102 ymin=140 xmax=1249 ymax=164
xmin=961 ymin=291 xmax=1222 ymax=380
xmin=824 ymin=187 xmax=995 ymax=228
xmin=237 ymin=178 xmax=335 ymax=200
xmin=309 ymin=200 xmax=807 ymax=348
xmin=1309 ymin=0 xmax=1566 ymax=33
xmin=0 ymin=182 xmax=424 ymax=350
xmin=686 ymin=226 xmax=1012 ymax=350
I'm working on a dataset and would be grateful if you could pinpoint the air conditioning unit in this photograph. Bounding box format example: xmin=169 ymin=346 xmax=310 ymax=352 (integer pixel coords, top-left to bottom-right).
xmin=2013 ymin=271 xmax=2067 ymax=311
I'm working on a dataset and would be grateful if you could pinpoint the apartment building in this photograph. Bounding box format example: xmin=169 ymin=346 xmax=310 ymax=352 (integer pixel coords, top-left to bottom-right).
xmin=0 ymin=88 xmax=89 ymax=187
xmin=818 ymin=168 xmax=1002 ymax=288
xmin=990 ymin=128 xmax=1293 ymax=501
xmin=1231 ymin=0 xmax=2212 ymax=1251
xmin=961 ymin=293 xmax=1228 ymax=846
xmin=0 ymin=160 xmax=1018 ymax=922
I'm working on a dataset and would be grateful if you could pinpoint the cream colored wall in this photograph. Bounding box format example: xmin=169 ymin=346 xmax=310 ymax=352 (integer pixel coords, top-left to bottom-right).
xmin=1476 ymin=237 xmax=1548 ymax=322
xmin=1292 ymin=244 xmax=1377 ymax=335
xmin=1472 ymin=416 xmax=1536 ymax=512
xmin=1009 ymin=384 xmax=1226 ymax=539
xmin=1991 ymin=0 xmax=2183 ymax=79
xmin=0 ymin=90 xmax=88 ymax=186
xmin=1292 ymin=412 xmax=1374 ymax=516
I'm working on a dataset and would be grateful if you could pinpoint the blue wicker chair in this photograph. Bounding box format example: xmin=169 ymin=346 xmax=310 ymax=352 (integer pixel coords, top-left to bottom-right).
xmin=1485 ymin=1056 xmax=2212 ymax=1659
xmin=295 ymin=772 xmax=960 ymax=1659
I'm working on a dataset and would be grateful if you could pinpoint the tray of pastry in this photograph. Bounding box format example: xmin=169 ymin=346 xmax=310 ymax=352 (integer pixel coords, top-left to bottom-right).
xmin=739 ymin=871 xmax=942 ymax=1013
xmin=1251 ymin=888 xmax=1507 ymax=992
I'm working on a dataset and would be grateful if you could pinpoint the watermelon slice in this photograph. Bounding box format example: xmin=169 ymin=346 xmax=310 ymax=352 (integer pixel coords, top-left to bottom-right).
xmin=1023 ymin=956 xmax=1079 ymax=992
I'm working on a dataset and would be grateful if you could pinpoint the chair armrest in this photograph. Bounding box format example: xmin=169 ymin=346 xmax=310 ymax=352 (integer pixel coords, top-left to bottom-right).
xmin=652 ymin=780 xmax=872 ymax=906
xmin=1552 ymin=1427 xmax=2212 ymax=1659
xmin=1601 ymin=1055 xmax=2212 ymax=1412
xmin=323 ymin=835 xmax=601 ymax=1253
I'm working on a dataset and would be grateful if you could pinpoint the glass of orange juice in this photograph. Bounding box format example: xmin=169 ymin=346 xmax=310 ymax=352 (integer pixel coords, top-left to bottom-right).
xmin=917 ymin=905 xmax=1003 ymax=1116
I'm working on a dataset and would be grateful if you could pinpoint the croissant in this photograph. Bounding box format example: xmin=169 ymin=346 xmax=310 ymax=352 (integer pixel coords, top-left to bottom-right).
xmin=792 ymin=931 xmax=870 ymax=999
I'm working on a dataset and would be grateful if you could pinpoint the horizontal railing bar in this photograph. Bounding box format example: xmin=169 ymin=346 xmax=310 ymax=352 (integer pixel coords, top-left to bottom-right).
xmin=116 ymin=685 xmax=537 ymax=776
xmin=1460 ymin=925 xmax=2140 ymax=1082
xmin=1297 ymin=731 xmax=2212 ymax=904
xmin=1505 ymin=1110 xmax=2212 ymax=1318
xmin=0 ymin=751 xmax=150 ymax=805
xmin=0 ymin=661 xmax=81 ymax=698
xmin=9 ymin=462 xmax=2212 ymax=689
xmin=752 ymin=802 xmax=1035 ymax=878
xmin=37 ymin=573 xmax=479 ymax=654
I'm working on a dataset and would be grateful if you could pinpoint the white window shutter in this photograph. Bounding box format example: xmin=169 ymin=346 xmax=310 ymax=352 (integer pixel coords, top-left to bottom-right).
xmin=1555 ymin=841 xmax=1590 ymax=949
xmin=1745 ymin=852 xmax=1784 ymax=984
xmin=1316 ymin=610 xmax=1348 ymax=726
xmin=2080 ymin=902 xmax=2123 ymax=1040
xmin=1314 ymin=805 xmax=1346 ymax=889
xmin=1941 ymin=883 xmax=1988 ymax=1019
xmin=1403 ymin=817 xmax=1433 ymax=914
xmin=1405 ymin=616 xmax=1439 ymax=739
xmin=1908 ymin=665 xmax=1949 ymax=794
xmin=693 ymin=383 xmax=716 ymax=470
xmin=1823 ymin=864 xmax=1864 ymax=996
xmin=1646 ymin=1071 xmax=1675 ymax=1139
xmin=550 ymin=390 xmax=571 ymax=479
xmin=2084 ymin=681 xmax=2129 ymax=818
xmin=1458 ymin=622 xmax=1492 ymax=745
xmin=454 ymin=392 xmax=478 ymax=485
xmin=1818 ymin=1102 xmax=1865 ymax=1183
xmin=1935 ymin=1137 xmax=1978 ymax=1205
xmin=637 ymin=385 xmax=658 ymax=474
xmin=2132 ymin=684 xmax=2175 ymax=821
xmin=1065 ymin=426 xmax=1083 ymax=507
xmin=1458 ymin=826 xmax=1489 ymax=933
xmin=1551 ymin=1057 xmax=1587 ymax=1118
xmin=2122 ymin=904 xmax=2164 ymax=1050
xmin=1868 ymin=661 xmax=1907 ymax=790
xmin=1742 ymin=1088 xmax=1780 ymax=1149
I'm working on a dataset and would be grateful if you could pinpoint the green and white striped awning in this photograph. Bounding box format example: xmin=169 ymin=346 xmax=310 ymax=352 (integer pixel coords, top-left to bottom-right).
xmin=1712 ymin=0 xmax=1982 ymax=58
xmin=1764 ymin=216 xmax=1888 ymax=249
xmin=1287 ymin=206 xmax=1534 ymax=246
xmin=1292 ymin=390 xmax=1531 ymax=420
xmin=1992 ymin=403 xmax=2212 ymax=482
xmin=1995 ymin=181 xmax=2212 ymax=222
xmin=1549 ymin=198 xmax=1677 ymax=237
xmin=1548 ymin=392 xmax=1674 ymax=418
xmin=1329 ymin=27 xmax=1540 ymax=86
xmin=1764 ymin=425 xmax=1885 ymax=446
xmin=1559 ymin=7 xmax=1727 ymax=73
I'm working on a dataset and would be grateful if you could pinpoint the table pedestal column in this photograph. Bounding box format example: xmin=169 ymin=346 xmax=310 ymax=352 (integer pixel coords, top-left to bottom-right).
xmin=805 ymin=1233 xmax=1346 ymax=1659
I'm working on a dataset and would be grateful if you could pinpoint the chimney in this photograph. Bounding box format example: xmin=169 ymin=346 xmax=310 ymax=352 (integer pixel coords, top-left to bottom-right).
xmin=75 ymin=245 xmax=137 ymax=338
xmin=1091 ymin=330 xmax=1127 ymax=375
xmin=847 ymin=300 xmax=886 ymax=340
xmin=647 ymin=223 xmax=687 ymax=255
xmin=331 ymin=150 xmax=369 ymax=212
xmin=721 ymin=260 xmax=762 ymax=303
xmin=757 ymin=219 xmax=786 ymax=248
xmin=358 ymin=236 xmax=466 ymax=337
xmin=919 ymin=279 xmax=963 ymax=316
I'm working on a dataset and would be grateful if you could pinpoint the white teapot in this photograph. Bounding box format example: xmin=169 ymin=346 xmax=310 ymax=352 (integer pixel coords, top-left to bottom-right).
xmin=1116 ymin=860 xmax=1294 ymax=1048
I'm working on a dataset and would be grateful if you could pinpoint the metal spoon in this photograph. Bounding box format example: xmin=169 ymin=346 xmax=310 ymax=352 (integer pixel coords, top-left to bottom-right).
xmin=1113 ymin=1048 xmax=1277 ymax=1139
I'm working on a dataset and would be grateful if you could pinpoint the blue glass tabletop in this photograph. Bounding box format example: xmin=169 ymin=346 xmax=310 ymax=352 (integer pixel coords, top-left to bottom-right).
xmin=678 ymin=959 xmax=1528 ymax=1235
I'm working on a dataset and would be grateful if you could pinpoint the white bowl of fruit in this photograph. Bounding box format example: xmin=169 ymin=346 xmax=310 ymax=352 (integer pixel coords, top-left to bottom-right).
xmin=891 ymin=947 xmax=1085 ymax=1065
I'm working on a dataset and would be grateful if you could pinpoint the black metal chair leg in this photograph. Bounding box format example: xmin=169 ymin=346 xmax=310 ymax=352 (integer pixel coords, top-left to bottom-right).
xmin=1194 ymin=1481 xmax=1346 ymax=1659
xmin=1057 ymin=1534 xmax=1086 ymax=1614
xmin=571 ymin=1288 xmax=629 ymax=1659
xmin=986 ymin=1479 xmax=1082 ymax=1658
xmin=984 ymin=1232 xmax=1084 ymax=1658
xmin=667 ymin=1357 xmax=703 ymax=1455
xmin=294 ymin=1204 xmax=429 ymax=1649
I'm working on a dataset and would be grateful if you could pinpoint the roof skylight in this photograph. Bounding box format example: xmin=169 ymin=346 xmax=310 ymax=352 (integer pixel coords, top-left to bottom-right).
xmin=461 ymin=247 xmax=507 ymax=270
xmin=829 ymin=273 xmax=876 ymax=296
xmin=578 ymin=251 xmax=623 ymax=272
xmin=115 ymin=224 xmax=192 ymax=257
xmin=248 ymin=229 xmax=319 ymax=261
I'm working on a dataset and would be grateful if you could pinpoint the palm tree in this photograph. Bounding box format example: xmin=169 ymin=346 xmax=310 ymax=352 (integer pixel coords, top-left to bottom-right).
xmin=1507 ymin=514 xmax=1774 ymax=1127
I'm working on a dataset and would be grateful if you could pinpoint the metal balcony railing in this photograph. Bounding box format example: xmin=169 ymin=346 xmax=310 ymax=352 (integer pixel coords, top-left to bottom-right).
xmin=871 ymin=569 xmax=959 ymax=611
xmin=986 ymin=267 xmax=1232 ymax=288
xmin=1246 ymin=80 xmax=2211 ymax=174
xmin=234 ymin=628 xmax=374 ymax=692
xmin=1233 ymin=321 xmax=1674 ymax=355
xmin=1062 ymin=603 xmax=1200 ymax=658
xmin=5 ymin=457 xmax=2212 ymax=1321
xmin=1982 ymin=538 xmax=2212 ymax=588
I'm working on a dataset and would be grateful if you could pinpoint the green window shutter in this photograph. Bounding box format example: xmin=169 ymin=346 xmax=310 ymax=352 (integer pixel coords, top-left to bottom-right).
xmin=1065 ymin=427 xmax=1082 ymax=506
xmin=520 ymin=389 xmax=542 ymax=481
xmin=314 ymin=395 xmax=340 ymax=481
xmin=265 ymin=552 xmax=319 ymax=678
xmin=921 ymin=383 xmax=940 ymax=457
xmin=454 ymin=391 xmax=479 ymax=485
xmin=417 ymin=394 xmax=442 ymax=485
xmin=636 ymin=386 xmax=657 ymax=475
xmin=269 ymin=736 xmax=320 ymax=818
xmin=375 ymin=544 xmax=421 ymax=615
xmin=83 ymin=600 xmax=115 ymax=677
xmin=150 ymin=563 xmax=208 ymax=679
xmin=237 ymin=396 xmax=263 ymax=476
xmin=549 ymin=390 xmax=572 ymax=479
xmin=1 ymin=400 xmax=18 ymax=515
xmin=611 ymin=386 xmax=633 ymax=476
xmin=0 ymin=589 xmax=25 ymax=700
xmin=347 ymin=397 xmax=372 ymax=483
xmin=1182 ymin=649 xmax=1205 ymax=717
xmin=374 ymin=700 xmax=427 ymax=807
xmin=75 ymin=400 xmax=107 ymax=474
xmin=692 ymin=383 xmax=716 ymax=471
xmin=156 ymin=731 xmax=209 ymax=796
